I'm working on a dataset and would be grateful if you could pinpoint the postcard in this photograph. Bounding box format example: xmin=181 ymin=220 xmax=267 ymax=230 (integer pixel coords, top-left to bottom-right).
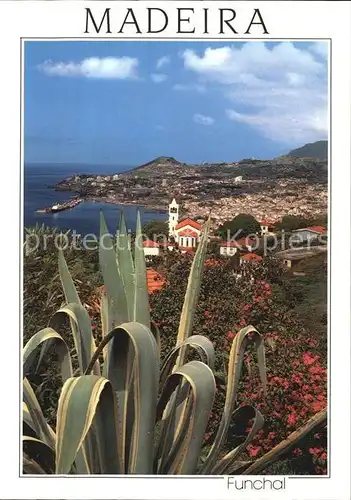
xmin=0 ymin=1 xmax=350 ymax=499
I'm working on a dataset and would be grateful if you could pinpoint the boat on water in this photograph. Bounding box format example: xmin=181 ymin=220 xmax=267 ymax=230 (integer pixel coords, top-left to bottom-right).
xmin=36 ymin=197 xmax=82 ymax=214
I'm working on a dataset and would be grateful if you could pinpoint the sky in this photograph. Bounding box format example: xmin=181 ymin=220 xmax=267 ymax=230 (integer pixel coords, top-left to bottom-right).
xmin=24 ymin=40 xmax=328 ymax=165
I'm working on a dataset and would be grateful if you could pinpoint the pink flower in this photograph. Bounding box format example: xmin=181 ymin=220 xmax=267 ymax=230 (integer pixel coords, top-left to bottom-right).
xmin=303 ymin=352 xmax=316 ymax=366
xmin=247 ymin=445 xmax=261 ymax=457
xmin=287 ymin=413 xmax=297 ymax=426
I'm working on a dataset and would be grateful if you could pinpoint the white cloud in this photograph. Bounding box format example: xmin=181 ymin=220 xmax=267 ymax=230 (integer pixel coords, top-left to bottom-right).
xmin=193 ymin=113 xmax=214 ymax=126
xmin=173 ymin=83 xmax=206 ymax=93
xmin=308 ymin=41 xmax=329 ymax=59
xmin=150 ymin=73 xmax=168 ymax=83
xmin=156 ymin=56 xmax=170 ymax=69
xmin=38 ymin=57 xmax=139 ymax=79
xmin=181 ymin=42 xmax=328 ymax=144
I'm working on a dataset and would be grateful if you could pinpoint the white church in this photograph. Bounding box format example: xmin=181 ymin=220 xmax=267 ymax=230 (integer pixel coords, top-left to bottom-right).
xmin=143 ymin=198 xmax=203 ymax=257
xmin=168 ymin=198 xmax=202 ymax=251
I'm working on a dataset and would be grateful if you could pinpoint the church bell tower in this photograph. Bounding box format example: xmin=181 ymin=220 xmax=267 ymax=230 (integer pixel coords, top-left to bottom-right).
xmin=168 ymin=198 xmax=179 ymax=237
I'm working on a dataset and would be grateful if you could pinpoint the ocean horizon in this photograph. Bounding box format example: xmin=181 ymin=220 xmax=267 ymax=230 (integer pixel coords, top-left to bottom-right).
xmin=24 ymin=163 xmax=167 ymax=235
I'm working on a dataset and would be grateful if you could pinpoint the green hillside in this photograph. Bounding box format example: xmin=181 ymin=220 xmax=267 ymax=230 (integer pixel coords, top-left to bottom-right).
xmin=288 ymin=140 xmax=328 ymax=160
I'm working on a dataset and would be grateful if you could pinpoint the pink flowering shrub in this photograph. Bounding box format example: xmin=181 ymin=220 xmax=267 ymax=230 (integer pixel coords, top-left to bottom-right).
xmin=147 ymin=256 xmax=327 ymax=474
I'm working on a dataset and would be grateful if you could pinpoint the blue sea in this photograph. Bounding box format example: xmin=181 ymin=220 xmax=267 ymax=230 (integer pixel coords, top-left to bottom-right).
xmin=24 ymin=164 xmax=167 ymax=235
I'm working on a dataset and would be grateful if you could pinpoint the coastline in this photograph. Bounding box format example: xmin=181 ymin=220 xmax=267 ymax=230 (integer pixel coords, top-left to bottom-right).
xmin=85 ymin=196 xmax=167 ymax=214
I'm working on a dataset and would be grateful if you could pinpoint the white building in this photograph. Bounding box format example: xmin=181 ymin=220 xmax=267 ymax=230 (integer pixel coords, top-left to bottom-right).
xmin=219 ymin=237 xmax=256 ymax=257
xmin=291 ymin=226 xmax=327 ymax=244
xmin=219 ymin=242 xmax=238 ymax=257
xmin=234 ymin=176 xmax=243 ymax=183
xmin=260 ymin=220 xmax=276 ymax=235
xmin=143 ymin=239 xmax=160 ymax=257
xmin=174 ymin=219 xmax=202 ymax=250
xmin=168 ymin=199 xmax=202 ymax=252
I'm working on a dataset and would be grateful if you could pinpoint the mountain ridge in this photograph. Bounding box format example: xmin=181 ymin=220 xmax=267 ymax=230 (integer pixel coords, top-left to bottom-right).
xmin=122 ymin=141 xmax=328 ymax=175
xmin=287 ymin=140 xmax=328 ymax=160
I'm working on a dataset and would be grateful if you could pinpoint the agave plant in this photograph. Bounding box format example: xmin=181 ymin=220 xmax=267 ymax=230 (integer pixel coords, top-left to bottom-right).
xmin=23 ymin=211 xmax=327 ymax=475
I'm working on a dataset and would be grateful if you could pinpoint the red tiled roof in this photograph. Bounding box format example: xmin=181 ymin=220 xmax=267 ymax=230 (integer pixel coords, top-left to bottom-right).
xmin=175 ymin=218 xmax=202 ymax=231
xmin=293 ymin=226 xmax=327 ymax=235
xmin=178 ymin=229 xmax=199 ymax=238
xmin=96 ymin=269 xmax=165 ymax=296
xmin=241 ymin=253 xmax=263 ymax=262
xmin=178 ymin=246 xmax=196 ymax=253
xmin=260 ymin=220 xmax=275 ymax=226
xmin=220 ymin=241 xmax=239 ymax=248
xmin=143 ymin=239 xmax=159 ymax=248
xmin=147 ymin=269 xmax=165 ymax=293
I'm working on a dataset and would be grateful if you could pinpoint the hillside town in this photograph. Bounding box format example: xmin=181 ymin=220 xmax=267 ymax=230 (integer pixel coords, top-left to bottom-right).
xmin=184 ymin=178 xmax=327 ymax=225
xmin=54 ymin=155 xmax=328 ymax=227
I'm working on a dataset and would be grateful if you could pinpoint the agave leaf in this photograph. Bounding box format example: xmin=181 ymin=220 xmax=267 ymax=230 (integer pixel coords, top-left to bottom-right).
xmin=116 ymin=211 xmax=135 ymax=320
xmin=156 ymin=360 xmax=215 ymax=474
xmin=86 ymin=322 xmax=158 ymax=474
xmin=23 ymin=402 xmax=38 ymax=438
xmin=224 ymin=460 xmax=254 ymax=474
xmin=23 ymin=327 xmax=73 ymax=382
xmin=200 ymin=325 xmax=266 ymax=474
xmin=160 ymin=220 xmax=211 ymax=460
xmin=211 ymin=405 xmax=264 ymax=474
xmin=155 ymin=384 xmax=192 ymax=474
xmin=100 ymin=290 xmax=111 ymax=362
xmin=35 ymin=250 xmax=81 ymax=369
xmin=55 ymin=375 xmax=121 ymax=474
xmin=58 ymin=248 xmax=81 ymax=305
xmin=133 ymin=210 xmax=150 ymax=328
xmin=23 ymin=454 xmax=47 ymax=474
xmin=99 ymin=211 xmax=128 ymax=328
xmin=23 ymin=378 xmax=56 ymax=448
xmin=176 ymin=218 xmax=210 ymax=362
xmin=160 ymin=335 xmax=215 ymax=392
xmin=23 ymin=436 xmax=56 ymax=474
xmin=50 ymin=303 xmax=99 ymax=376
xmin=243 ymin=408 xmax=327 ymax=474
xmin=150 ymin=321 xmax=161 ymax=354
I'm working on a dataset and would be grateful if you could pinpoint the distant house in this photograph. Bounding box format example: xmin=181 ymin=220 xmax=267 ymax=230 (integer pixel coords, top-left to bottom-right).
xmin=291 ymin=226 xmax=327 ymax=243
xmin=260 ymin=220 xmax=276 ymax=235
xmin=143 ymin=239 xmax=160 ymax=257
xmin=234 ymin=176 xmax=243 ymax=183
xmin=219 ymin=236 xmax=256 ymax=257
xmin=220 ymin=241 xmax=238 ymax=257
xmin=276 ymin=246 xmax=327 ymax=268
xmin=146 ymin=269 xmax=165 ymax=293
